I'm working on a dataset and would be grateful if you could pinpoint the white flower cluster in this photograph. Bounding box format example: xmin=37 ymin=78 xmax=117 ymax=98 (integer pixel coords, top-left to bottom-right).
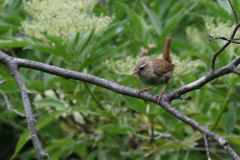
xmin=203 ymin=15 xmax=240 ymax=37
xmin=103 ymin=54 xmax=204 ymax=76
xmin=21 ymin=0 xmax=115 ymax=41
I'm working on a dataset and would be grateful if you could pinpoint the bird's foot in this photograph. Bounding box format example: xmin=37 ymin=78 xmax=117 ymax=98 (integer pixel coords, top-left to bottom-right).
xmin=137 ymin=89 xmax=148 ymax=95
xmin=155 ymin=93 xmax=163 ymax=104
xmin=137 ymin=86 xmax=155 ymax=95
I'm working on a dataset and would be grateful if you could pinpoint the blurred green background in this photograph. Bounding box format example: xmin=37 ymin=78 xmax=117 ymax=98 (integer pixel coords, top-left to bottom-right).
xmin=0 ymin=0 xmax=240 ymax=160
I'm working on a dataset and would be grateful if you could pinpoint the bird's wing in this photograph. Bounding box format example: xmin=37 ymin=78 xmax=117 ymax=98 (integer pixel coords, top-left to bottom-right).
xmin=153 ymin=60 xmax=175 ymax=76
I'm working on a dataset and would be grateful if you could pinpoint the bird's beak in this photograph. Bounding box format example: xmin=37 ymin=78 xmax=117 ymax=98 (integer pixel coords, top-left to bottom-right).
xmin=131 ymin=70 xmax=138 ymax=77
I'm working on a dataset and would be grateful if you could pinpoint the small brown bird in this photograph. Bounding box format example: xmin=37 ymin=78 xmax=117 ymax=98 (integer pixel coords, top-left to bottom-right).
xmin=131 ymin=37 xmax=175 ymax=103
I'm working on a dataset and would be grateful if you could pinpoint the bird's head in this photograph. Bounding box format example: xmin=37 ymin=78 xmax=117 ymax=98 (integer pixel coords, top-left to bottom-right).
xmin=131 ymin=59 xmax=150 ymax=77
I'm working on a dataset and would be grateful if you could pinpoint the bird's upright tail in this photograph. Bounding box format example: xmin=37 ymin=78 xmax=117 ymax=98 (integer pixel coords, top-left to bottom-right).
xmin=163 ymin=37 xmax=172 ymax=63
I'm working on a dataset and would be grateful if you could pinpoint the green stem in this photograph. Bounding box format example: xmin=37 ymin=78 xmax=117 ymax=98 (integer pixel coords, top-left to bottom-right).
xmin=84 ymin=82 xmax=104 ymax=110
xmin=150 ymin=120 xmax=154 ymax=143
xmin=10 ymin=49 xmax=17 ymax=58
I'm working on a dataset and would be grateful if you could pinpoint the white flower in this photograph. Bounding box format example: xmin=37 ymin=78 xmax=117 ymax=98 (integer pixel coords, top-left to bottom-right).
xmin=21 ymin=0 xmax=115 ymax=42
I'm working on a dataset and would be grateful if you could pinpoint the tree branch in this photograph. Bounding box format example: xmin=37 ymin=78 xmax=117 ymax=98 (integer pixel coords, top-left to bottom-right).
xmin=0 ymin=48 xmax=240 ymax=159
xmin=0 ymin=55 xmax=49 ymax=160
xmin=209 ymin=35 xmax=240 ymax=44
xmin=203 ymin=134 xmax=211 ymax=160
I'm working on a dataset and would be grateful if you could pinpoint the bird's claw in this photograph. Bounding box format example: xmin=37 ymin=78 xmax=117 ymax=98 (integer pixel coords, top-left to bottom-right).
xmin=137 ymin=89 xmax=147 ymax=95
xmin=156 ymin=94 xmax=163 ymax=104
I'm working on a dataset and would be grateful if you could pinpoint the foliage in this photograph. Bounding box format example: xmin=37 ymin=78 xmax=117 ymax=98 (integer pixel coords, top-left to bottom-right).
xmin=0 ymin=0 xmax=240 ymax=160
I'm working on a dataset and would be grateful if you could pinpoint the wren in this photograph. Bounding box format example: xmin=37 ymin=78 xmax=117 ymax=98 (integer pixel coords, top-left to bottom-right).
xmin=131 ymin=37 xmax=175 ymax=103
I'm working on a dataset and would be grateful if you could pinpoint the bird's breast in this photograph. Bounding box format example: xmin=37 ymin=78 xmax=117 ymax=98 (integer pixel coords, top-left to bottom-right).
xmin=138 ymin=69 xmax=173 ymax=86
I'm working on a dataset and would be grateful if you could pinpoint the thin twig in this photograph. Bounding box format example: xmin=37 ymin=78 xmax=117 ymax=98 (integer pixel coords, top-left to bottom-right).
xmin=209 ymin=35 xmax=240 ymax=44
xmin=231 ymin=67 xmax=240 ymax=76
xmin=210 ymin=41 xmax=231 ymax=71
xmin=203 ymin=134 xmax=211 ymax=160
xmin=233 ymin=38 xmax=240 ymax=40
xmin=192 ymin=147 xmax=226 ymax=154
xmin=228 ymin=0 xmax=239 ymax=24
xmin=0 ymin=89 xmax=25 ymax=117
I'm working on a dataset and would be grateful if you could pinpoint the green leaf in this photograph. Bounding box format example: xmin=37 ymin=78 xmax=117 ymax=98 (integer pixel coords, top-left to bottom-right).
xmin=217 ymin=0 xmax=232 ymax=15
xmin=96 ymin=124 xmax=134 ymax=135
xmin=125 ymin=97 xmax=147 ymax=114
xmin=66 ymin=30 xmax=94 ymax=59
xmin=31 ymin=43 xmax=69 ymax=59
xmin=199 ymin=1 xmax=232 ymax=20
xmin=42 ymin=32 xmax=67 ymax=52
xmin=171 ymin=40 xmax=193 ymax=51
xmin=27 ymin=81 xmax=46 ymax=91
xmin=226 ymin=105 xmax=237 ymax=135
xmin=0 ymin=21 xmax=18 ymax=31
xmin=228 ymin=135 xmax=240 ymax=146
xmin=142 ymin=3 xmax=162 ymax=35
xmin=88 ymin=110 xmax=118 ymax=123
xmin=33 ymin=99 xmax=66 ymax=110
xmin=95 ymin=21 xmax=125 ymax=47
xmin=211 ymin=86 xmax=233 ymax=130
xmin=218 ymin=48 xmax=230 ymax=66
xmin=76 ymin=30 xmax=95 ymax=55
xmin=44 ymin=138 xmax=74 ymax=152
xmin=0 ymin=37 xmax=33 ymax=47
xmin=118 ymin=2 xmax=150 ymax=41
xmin=79 ymin=47 xmax=116 ymax=70
xmin=49 ymin=148 xmax=66 ymax=160
xmin=232 ymin=0 xmax=240 ymax=13
xmin=11 ymin=110 xmax=65 ymax=160
xmin=86 ymin=150 xmax=99 ymax=160
xmin=67 ymin=32 xmax=80 ymax=52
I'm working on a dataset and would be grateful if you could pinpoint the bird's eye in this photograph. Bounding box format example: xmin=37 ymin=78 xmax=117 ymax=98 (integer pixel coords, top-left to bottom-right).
xmin=139 ymin=67 xmax=144 ymax=70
